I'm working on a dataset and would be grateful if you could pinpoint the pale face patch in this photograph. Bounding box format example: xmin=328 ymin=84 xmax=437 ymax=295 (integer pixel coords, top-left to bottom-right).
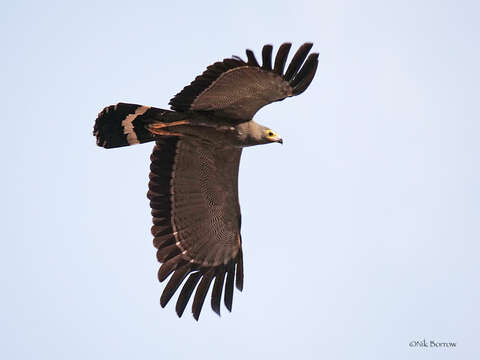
xmin=265 ymin=129 xmax=282 ymax=143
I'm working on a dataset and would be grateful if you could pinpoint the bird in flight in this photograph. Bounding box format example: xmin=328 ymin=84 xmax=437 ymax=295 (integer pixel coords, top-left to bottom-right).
xmin=94 ymin=43 xmax=319 ymax=320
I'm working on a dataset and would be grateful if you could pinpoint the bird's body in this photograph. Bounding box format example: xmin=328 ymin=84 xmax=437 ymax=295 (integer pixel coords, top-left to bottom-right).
xmin=152 ymin=117 xmax=266 ymax=147
xmin=94 ymin=43 xmax=318 ymax=320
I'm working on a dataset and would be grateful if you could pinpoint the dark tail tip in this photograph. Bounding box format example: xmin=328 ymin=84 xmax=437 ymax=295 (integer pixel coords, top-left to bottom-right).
xmin=93 ymin=102 xmax=156 ymax=149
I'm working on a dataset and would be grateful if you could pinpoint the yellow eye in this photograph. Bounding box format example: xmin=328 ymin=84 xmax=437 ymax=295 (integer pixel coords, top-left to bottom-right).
xmin=266 ymin=130 xmax=275 ymax=137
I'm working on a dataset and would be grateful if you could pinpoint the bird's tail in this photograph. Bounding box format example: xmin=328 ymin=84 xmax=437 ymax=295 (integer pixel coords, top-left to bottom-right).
xmin=93 ymin=102 xmax=178 ymax=149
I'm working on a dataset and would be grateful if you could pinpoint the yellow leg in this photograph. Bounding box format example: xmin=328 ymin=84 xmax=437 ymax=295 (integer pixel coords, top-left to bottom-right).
xmin=148 ymin=120 xmax=190 ymax=136
xmin=148 ymin=128 xmax=184 ymax=137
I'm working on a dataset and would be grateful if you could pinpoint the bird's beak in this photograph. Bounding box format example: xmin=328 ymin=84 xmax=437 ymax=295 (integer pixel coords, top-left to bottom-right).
xmin=271 ymin=136 xmax=283 ymax=144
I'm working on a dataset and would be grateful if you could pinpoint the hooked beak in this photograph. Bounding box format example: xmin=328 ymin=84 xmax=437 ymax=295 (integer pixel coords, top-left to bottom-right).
xmin=271 ymin=136 xmax=283 ymax=144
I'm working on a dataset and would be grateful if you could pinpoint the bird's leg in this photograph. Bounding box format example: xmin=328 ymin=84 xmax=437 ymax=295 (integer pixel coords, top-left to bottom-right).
xmin=148 ymin=128 xmax=184 ymax=137
xmin=148 ymin=120 xmax=191 ymax=137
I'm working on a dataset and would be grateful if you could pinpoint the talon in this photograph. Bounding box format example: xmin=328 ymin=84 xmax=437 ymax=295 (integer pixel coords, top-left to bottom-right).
xmin=148 ymin=128 xmax=184 ymax=137
xmin=149 ymin=120 xmax=190 ymax=136
xmin=149 ymin=120 xmax=190 ymax=130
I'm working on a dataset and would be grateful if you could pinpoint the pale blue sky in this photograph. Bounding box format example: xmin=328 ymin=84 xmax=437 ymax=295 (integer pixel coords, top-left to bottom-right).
xmin=2 ymin=1 xmax=479 ymax=359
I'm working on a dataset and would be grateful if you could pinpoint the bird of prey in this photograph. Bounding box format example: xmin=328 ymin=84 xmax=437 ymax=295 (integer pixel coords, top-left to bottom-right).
xmin=94 ymin=42 xmax=319 ymax=320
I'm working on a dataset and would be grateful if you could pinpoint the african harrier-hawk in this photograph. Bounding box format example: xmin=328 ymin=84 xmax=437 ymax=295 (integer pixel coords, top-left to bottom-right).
xmin=94 ymin=43 xmax=319 ymax=320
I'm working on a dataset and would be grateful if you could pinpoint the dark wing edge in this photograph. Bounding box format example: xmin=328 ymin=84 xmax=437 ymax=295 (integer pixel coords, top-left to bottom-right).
xmin=168 ymin=57 xmax=246 ymax=113
xmin=169 ymin=42 xmax=319 ymax=116
xmin=147 ymin=139 xmax=243 ymax=320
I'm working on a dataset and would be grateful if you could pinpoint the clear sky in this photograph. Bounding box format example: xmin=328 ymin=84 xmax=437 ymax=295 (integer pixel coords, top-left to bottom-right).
xmin=2 ymin=1 xmax=479 ymax=359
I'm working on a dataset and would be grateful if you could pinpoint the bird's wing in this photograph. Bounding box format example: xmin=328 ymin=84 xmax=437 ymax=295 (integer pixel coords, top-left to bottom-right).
xmin=148 ymin=137 xmax=243 ymax=320
xmin=169 ymin=43 xmax=319 ymax=122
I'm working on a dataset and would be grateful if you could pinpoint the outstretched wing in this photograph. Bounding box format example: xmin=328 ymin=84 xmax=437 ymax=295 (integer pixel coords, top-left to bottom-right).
xmin=148 ymin=137 xmax=243 ymax=320
xmin=169 ymin=43 xmax=319 ymax=122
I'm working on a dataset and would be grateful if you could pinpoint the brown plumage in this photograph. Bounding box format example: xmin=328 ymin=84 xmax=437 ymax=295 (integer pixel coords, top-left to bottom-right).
xmin=93 ymin=43 xmax=319 ymax=320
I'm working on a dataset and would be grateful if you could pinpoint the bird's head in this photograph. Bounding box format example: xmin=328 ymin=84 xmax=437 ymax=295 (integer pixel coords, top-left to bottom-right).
xmin=263 ymin=128 xmax=283 ymax=144
xmin=239 ymin=121 xmax=283 ymax=146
